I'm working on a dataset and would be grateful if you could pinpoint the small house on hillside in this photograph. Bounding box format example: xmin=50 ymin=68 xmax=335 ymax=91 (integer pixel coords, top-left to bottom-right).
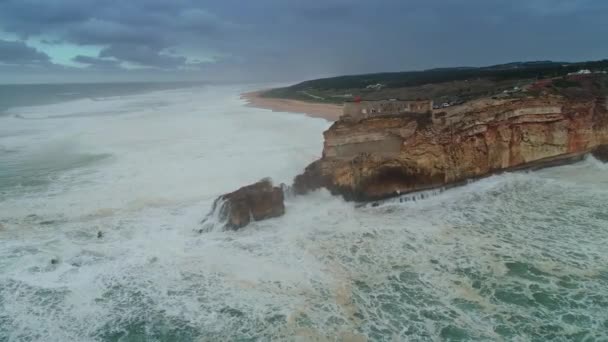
xmin=568 ymin=69 xmax=592 ymax=75
xmin=366 ymin=83 xmax=386 ymax=90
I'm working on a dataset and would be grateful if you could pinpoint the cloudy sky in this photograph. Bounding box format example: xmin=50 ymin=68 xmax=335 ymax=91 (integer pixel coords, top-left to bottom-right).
xmin=1 ymin=0 xmax=607 ymax=84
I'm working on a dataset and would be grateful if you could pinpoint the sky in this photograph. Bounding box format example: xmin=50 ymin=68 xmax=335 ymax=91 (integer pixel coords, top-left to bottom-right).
xmin=0 ymin=0 xmax=607 ymax=84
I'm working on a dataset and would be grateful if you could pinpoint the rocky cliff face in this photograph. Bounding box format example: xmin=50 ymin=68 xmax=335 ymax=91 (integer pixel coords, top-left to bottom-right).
xmin=294 ymin=94 xmax=608 ymax=201
xmin=201 ymin=179 xmax=285 ymax=231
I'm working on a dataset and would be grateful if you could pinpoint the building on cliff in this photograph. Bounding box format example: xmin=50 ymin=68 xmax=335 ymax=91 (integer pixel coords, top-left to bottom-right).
xmin=341 ymin=99 xmax=433 ymax=121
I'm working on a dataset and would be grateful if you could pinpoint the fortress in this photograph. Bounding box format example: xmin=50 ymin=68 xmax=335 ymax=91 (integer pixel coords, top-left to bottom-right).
xmin=341 ymin=99 xmax=433 ymax=121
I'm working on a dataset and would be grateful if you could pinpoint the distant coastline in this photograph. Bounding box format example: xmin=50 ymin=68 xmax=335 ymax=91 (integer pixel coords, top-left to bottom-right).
xmin=241 ymin=90 xmax=342 ymax=122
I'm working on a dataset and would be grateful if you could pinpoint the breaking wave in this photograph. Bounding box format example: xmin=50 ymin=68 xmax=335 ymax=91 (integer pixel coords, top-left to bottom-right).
xmin=0 ymin=84 xmax=607 ymax=341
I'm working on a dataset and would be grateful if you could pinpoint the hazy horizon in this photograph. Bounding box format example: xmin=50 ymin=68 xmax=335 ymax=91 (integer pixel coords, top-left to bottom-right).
xmin=1 ymin=0 xmax=608 ymax=84
xmin=3 ymin=57 xmax=607 ymax=87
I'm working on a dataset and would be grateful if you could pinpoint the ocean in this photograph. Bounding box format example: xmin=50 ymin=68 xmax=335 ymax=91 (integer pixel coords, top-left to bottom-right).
xmin=0 ymin=83 xmax=607 ymax=341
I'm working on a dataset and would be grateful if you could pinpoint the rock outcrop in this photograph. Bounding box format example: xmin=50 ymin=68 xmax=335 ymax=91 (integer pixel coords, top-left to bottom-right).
xmin=592 ymin=144 xmax=608 ymax=162
xmin=202 ymin=179 xmax=285 ymax=231
xmin=294 ymin=93 xmax=608 ymax=201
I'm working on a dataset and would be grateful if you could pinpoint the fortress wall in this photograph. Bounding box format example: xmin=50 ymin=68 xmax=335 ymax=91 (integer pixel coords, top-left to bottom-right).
xmin=342 ymin=100 xmax=433 ymax=121
xmin=325 ymin=135 xmax=402 ymax=159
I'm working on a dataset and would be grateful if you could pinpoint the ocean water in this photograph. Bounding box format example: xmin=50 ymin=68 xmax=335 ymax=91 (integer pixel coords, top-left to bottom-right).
xmin=0 ymin=82 xmax=205 ymax=116
xmin=0 ymin=84 xmax=607 ymax=341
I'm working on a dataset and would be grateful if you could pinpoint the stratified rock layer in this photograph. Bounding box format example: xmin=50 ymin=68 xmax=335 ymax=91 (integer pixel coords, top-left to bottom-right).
xmin=294 ymin=94 xmax=608 ymax=201
xmin=204 ymin=179 xmax=285 ymax=230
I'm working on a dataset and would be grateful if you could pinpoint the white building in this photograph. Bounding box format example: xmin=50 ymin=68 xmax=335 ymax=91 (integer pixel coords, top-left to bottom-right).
xmin=568 ymin=69 xmax=592 ymax=75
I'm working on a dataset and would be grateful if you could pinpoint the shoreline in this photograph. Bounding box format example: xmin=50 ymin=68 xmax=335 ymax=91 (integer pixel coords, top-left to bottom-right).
xmin=241 ymin=90 xmax=343 ymax=122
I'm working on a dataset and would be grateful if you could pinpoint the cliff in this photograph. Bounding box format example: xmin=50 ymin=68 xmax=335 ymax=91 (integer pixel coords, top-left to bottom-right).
xmin=201 ymin=76 xmax=608 ymax=230
xmin=294 ymin=93 xmax=608 ymax=201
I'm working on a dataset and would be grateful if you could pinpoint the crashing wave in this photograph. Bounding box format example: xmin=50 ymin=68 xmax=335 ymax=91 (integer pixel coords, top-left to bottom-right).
xmin=199 ymin=197 xmax=230 ymax=233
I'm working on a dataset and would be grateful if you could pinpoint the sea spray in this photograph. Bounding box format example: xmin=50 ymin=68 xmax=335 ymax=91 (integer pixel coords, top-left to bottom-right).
xmin=0 ymin=84 xmax=607 ymax=341
xmin=199 ymin=179 xmax=285 ymax=231
xmin=199 ymin=197 xmax=230 ymax=233
xmin=360 ymin=187 xmax=447 ymax=208
xmin=201 ymin=181 xmax=308 ymax=233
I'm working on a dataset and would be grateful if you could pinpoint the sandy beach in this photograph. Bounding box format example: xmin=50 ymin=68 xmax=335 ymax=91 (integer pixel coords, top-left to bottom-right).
xmin=241 ymin=90 xmax=343 ymax=121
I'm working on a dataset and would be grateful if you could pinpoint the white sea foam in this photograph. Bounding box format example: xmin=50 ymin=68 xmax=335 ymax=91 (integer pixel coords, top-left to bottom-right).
xmin=0 ymin=85 xmax=607 ymax=341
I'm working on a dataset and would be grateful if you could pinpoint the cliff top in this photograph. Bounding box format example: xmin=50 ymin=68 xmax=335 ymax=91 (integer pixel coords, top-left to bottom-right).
xmin=263 ymin=59 xmax=608 ymax=106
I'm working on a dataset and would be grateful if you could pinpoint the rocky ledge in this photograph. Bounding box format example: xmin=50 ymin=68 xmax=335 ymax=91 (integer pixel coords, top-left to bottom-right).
xmin=202 ymin=179 xmax=285 ymax=231
xmin=293 ymin=92 xmax=608 ymax=201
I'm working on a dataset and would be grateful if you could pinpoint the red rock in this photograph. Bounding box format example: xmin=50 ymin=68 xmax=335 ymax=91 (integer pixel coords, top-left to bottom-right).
xmin=294 ymin=92 xmax=608 ymax=201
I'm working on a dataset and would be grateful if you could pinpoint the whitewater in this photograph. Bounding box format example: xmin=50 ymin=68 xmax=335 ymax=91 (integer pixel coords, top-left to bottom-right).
xmin=0 ymin=84 xmax=607 ymax=341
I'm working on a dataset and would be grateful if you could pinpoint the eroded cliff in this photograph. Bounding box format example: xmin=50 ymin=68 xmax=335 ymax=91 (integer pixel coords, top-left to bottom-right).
xmin=294 ymin=93 xmax=608 ymax=201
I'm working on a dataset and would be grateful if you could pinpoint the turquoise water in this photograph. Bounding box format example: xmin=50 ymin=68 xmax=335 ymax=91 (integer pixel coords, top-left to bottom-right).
xmin=0 ymin=85 xmax=607 ymax=341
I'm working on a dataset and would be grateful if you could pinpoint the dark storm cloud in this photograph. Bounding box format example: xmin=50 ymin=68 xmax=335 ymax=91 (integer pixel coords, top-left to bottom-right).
xmin=0 ymin=0 xmax=607 ymax=82
xmin=99 ymin=45 xmax=187 ymax=68
xmin=292 ymin=2 xmax=355 ymax=21
xmin=0 ymin=0 xmax=235 ymax=71
xmin=72 ymin=55 xmax=119 ymax=68
xmin=0 ymin=0 xmax=91 ymax=36
xmin=66 ymin=19 xmax=168 ymax=48
xmin=0 ymin=39 xmax=50 ymax=65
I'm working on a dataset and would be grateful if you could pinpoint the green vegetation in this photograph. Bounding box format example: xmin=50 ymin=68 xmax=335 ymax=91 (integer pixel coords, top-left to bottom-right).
xmin=263 ymin=59 xmax=608 ymax=104
xmin=553 ymin=78 xmax=581 ymax=89
xmin=289 ymin=60 xmax=608 ymax=90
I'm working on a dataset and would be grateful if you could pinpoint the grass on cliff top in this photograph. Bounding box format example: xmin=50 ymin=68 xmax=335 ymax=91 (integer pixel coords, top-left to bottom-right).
xmin=263 ymin=59 xmax=608 ymax=103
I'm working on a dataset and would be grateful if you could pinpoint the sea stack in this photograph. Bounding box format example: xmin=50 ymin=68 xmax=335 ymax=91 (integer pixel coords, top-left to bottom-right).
xmin=202 ymin=179 xmax=285 ymax=231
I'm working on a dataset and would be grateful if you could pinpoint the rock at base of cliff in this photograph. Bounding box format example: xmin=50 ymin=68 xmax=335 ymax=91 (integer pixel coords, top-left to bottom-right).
xmin=293 ymin=160 xmax=326 ymax=195
xmin=201 ymin=179 xmax=285 ymax=231
xmin=592 ymin=145 xmax=608 ymax=162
